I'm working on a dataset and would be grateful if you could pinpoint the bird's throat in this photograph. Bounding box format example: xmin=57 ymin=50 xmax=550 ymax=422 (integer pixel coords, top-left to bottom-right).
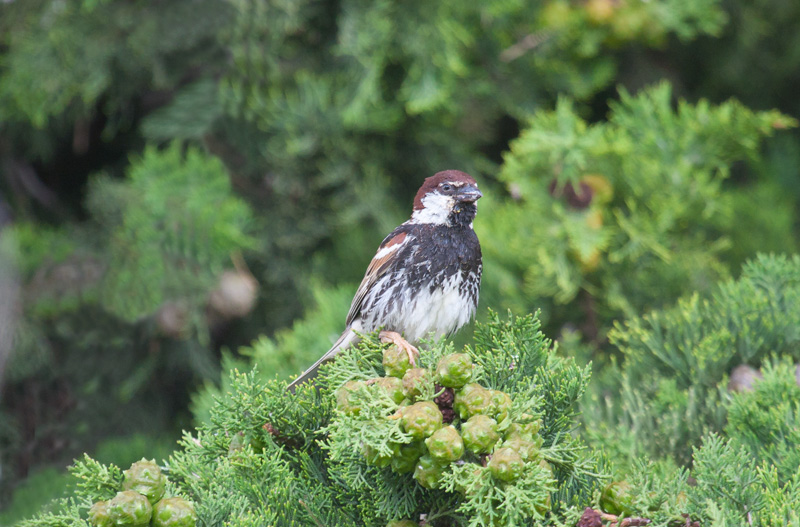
xmin=448 ymin=202 xmax=478 ymax=229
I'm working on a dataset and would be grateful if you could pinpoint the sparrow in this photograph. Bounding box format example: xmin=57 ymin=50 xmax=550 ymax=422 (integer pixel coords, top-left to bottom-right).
xmin=287 ymin=170 xmax=483 ymax=392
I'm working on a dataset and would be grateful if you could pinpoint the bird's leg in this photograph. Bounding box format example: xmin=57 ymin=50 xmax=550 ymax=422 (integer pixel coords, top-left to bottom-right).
xmin=380 ymin=330 xmax=420 ymax=365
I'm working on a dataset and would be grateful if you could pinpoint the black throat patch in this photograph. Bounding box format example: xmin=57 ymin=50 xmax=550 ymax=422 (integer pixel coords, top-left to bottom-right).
xmin=448 ymin=202 xmax=478 ymax=229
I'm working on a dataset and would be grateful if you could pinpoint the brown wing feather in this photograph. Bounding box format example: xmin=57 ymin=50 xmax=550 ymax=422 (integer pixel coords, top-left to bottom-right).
xmin=345 ymin=231 xmax=408 ymax=326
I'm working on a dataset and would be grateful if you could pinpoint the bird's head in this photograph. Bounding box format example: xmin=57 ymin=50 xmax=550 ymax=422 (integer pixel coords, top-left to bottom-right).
xmin=410 ymin=170 xmax=482 ymax=227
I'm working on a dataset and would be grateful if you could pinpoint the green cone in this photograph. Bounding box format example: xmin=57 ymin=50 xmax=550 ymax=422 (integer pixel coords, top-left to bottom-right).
xmin=152 ymin=497 xmax=197 ymax=527
xmin=122 ymin=459 xmax=166 ymax=504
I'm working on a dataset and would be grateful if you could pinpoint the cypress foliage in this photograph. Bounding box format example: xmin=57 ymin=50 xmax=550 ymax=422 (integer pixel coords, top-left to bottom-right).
xmin=585 ymin=254 xmax=800 ymax=466
xmin=15 ymin=313 xmax=603 ymax=527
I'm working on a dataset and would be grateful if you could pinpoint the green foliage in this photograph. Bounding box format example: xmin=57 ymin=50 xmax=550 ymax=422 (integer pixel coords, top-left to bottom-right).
xmin=725 ymin=359 xmax=800 ymax=484
xmin=0 ymin=0 xmax=230 ymax=124
xmin=619 ymin=254 xmax=800 ymax=386
xmin=16 ymin=454 xmax=192 ymax=527
xmin=1 ymin=142 xmax=256 ymax=504
xmin=322 ymin=311 xmax=599 ymax=525
xmin=576 ymin=420 xmax=800 ymax=526
xmin=723 ymin=181 xmax=799 ymax=268
xmin=0 ymin=4 xmax=113 ymax=128
xmin=602 ymin=433 xmax=796 ymax=527
xmin=467 ymin=312 xmax=593 ymax=459
xmin=213 ymin=0 xmax=734 ymax=310
xmin=671 ymin=0 xmax=800 ymax=123
xmin=70 ymin=455 xmax=124 ymax=502
xmin=13 ymin=313 xmax=603 ymax=527
xmin=12 ymin=291 xmax=800 ymax=526
xmin=1 ymin=434 xmax=178 ymax=526
xmin=756 ymin=468 xmax=800 ymax=527
xmin=443 ymin=462 xmax=555 ymax=527
xmin=140 ymin=81 xmax=222 ymax=141
xmin=0 ymin=469 xmax=73 ymax=527
xmin=14 ymin=499 xmax=88 ymax=527
xmin=689 ymin=434 xmax=764 ymax=523
xmin=585 ymin=254 xmax=800 ymax=467
xmin=654 ymin=432 xmax=800 ymax=526
xmin=190 ymin=282 xmax=351 ymax=424
xmin=481 ymin=84 xmax=797 ymax=339
xmin=1 ymin=223 xmax=77 ymax=278
xmin=95 ymin=142 xmax=257 ymax=322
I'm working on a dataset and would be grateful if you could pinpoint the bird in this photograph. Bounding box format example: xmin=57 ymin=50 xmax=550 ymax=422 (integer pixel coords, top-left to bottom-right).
xmin=287 ymin=170 xmax=483 ymax=393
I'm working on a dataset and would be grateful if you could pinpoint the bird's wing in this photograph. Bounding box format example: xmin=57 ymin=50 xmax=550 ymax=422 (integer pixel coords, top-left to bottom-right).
xmin=345 ymin=228 xmax=411 ymax=326
xmin=287 ymin=227 xmax=412 ymax=393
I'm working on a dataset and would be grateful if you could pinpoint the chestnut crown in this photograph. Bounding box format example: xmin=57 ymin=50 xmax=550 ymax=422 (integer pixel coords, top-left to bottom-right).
xmin=413 ymin=170 xmax=481 ymax=211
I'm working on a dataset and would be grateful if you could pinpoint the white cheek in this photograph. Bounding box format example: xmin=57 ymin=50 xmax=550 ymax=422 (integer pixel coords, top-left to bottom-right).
xmin=410 ymin=193 xmax=452 ymax=225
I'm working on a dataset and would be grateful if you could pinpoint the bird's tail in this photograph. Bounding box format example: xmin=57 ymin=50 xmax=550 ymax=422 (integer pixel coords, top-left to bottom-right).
xmin=286 ymin=328 xmax=359 ymax=393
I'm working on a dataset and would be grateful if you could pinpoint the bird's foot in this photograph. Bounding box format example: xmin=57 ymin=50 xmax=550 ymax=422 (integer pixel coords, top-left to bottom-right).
xmin=380 ymin=330 xmax=420 ymax=366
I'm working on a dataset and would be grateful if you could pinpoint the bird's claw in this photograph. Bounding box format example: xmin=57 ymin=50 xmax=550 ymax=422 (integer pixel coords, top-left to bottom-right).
xmin=380 ymin=330 xmax=420 ymax=366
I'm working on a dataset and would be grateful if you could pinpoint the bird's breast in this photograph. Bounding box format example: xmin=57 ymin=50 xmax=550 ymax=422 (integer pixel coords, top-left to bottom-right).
xmin=364 ymin=270 xmax=477 ymax=344
xmin=360 ymin=223 xmax=481 ymax=343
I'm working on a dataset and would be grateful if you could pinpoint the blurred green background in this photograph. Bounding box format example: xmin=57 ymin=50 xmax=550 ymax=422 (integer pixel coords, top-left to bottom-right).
xmin=1 ymin=0 xmax=798 ymax=521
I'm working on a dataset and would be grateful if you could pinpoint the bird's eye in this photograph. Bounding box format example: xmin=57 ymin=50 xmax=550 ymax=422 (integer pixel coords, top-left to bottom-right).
xmin=441 ymin=183 xmax=453 ymax=192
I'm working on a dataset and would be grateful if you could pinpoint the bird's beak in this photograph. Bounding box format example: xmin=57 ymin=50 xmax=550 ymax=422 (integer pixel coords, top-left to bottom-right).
xmin=457 ymin=185 xmax=483 ymax=203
